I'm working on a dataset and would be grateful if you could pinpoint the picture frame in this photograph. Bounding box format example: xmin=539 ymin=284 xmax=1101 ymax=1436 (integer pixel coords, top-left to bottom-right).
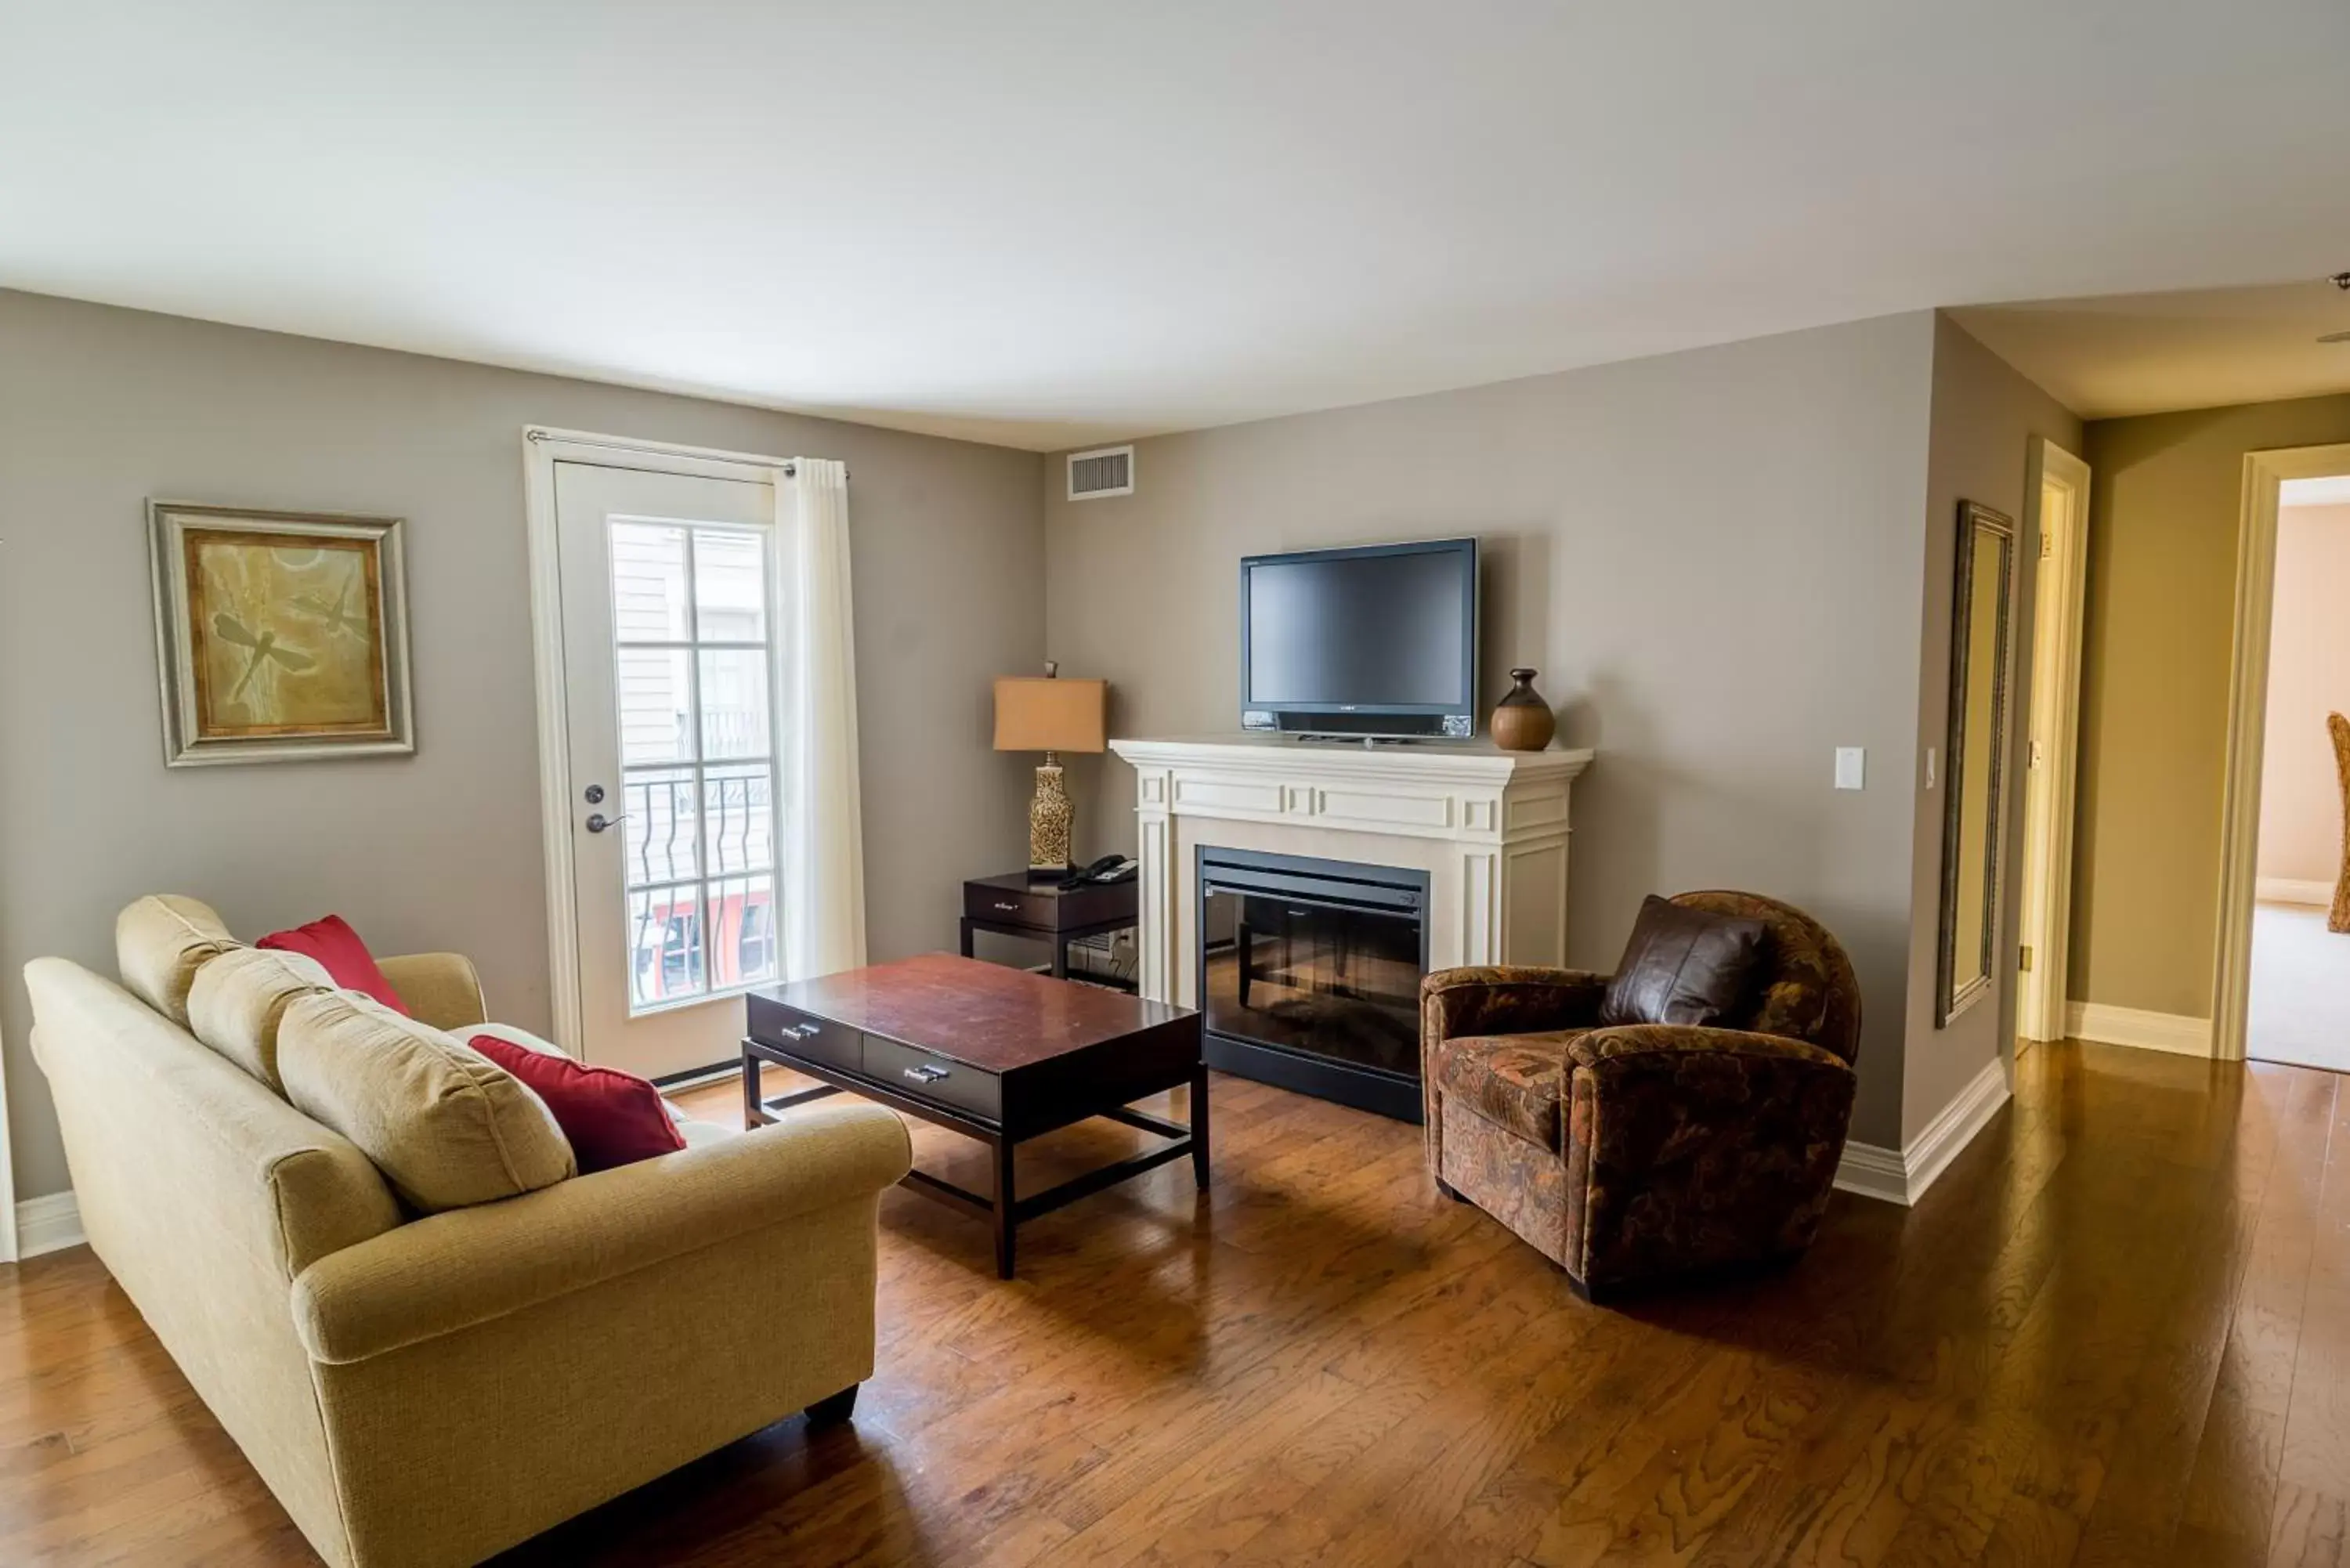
xmin=1935 ymin=499 xmax=2015 ymax=1027
xmin=148 ymin=500 xmax=416 ymax=766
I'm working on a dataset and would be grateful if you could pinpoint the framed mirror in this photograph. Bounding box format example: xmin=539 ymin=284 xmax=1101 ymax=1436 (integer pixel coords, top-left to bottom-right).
xmin=1937 ymin=500 xmax=2016 ymax=1026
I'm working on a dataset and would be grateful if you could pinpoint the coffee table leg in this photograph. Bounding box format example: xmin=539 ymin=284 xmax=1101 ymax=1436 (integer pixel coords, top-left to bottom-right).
xmin=742 ymin=1051 xmax=762 ymax=1127
xmin=993 ymin=1136 xmax=1018 ymax=1280
xmin=1190 ymin=1064 xmax=1211 ymax=1188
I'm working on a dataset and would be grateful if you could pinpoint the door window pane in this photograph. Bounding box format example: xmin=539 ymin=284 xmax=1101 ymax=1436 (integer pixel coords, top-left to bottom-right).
xmin=703 ymin=764 xmax=774 ymax=876
xmin=695 ymin=530 xmax=767 ymax=643
xmin=708 ymin=873 xmax=779 ymax=988
xmin=609 ymin=523 xmax=691 ymax=640
xmin=628 ymin=887 xmax=706 ymax=1008
xmin=623 ymin=769 xmax=700 ymax=887
xmin=697 ymin=650 xmax=769 ymax=761
xmin=608 ymin=520 xmax=779 ymax=1014
xmin=616 ymin=649 xmax=693 ymax=765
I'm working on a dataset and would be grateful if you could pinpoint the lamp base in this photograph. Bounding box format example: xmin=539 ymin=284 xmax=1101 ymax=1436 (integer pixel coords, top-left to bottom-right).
xmin=1029 ymin=759 xmax=1073 ymax=873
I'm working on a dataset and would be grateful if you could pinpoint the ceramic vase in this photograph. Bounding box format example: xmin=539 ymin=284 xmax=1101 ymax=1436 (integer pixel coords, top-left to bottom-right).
xmin=1491 ymin=669 xmax=1556 ymax=752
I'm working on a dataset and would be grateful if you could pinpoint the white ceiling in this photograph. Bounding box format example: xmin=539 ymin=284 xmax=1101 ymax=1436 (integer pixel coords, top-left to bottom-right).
xmin=1953 ymin=280 xmax=2350 ymax=421
xmin=5 ymin=2 xmax=2348 ymax=450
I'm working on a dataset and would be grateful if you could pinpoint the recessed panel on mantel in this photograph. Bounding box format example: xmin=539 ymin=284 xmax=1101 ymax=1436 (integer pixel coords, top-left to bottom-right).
xmin=1170 ymin=776 xmax=1284 ymax=815
xmin=1314 ymin=786 xmax=1456 ymax=832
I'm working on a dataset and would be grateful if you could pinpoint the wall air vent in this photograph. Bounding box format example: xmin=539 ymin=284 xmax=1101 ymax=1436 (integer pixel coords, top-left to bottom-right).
xmin=1068 ymin=445 xmax=1135 ymax=500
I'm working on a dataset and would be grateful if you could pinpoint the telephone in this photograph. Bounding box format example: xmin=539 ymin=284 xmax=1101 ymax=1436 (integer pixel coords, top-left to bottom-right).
xmin=1060 ymin=854 xmax=1138 ymax=890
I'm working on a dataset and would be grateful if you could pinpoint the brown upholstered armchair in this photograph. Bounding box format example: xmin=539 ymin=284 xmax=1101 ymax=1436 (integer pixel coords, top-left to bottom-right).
xmin=1421 ymin=891 xmax=1861 ymax=1299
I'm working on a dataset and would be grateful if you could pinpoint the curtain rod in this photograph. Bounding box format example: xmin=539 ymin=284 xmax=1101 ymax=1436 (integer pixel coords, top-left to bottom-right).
xmin=524 ymin=427 xmax=844 ymax=480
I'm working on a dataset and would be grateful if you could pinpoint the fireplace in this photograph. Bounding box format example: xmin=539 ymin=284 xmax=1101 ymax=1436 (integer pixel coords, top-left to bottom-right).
xmin=1197 ymin=846 xmax=1429 ymax=1121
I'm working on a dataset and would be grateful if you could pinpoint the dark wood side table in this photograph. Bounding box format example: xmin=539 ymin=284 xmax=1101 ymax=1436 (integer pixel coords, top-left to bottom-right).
xmin=744 ymin=955 xmax=1205 ymax=1279
xmin=959 ymin=871 xmax=1138 ymax=988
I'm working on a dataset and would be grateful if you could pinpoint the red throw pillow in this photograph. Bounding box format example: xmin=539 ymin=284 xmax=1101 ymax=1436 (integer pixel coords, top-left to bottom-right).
xmin=258 ymin=915 xmax=408 ymax=1015
xmin=467 ymin=1034 xmax=687 ymax=1173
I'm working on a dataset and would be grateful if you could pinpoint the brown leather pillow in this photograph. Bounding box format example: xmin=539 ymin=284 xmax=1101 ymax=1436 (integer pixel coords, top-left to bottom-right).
xmin=1599 ymin=895 xmax=1770 ymax=1028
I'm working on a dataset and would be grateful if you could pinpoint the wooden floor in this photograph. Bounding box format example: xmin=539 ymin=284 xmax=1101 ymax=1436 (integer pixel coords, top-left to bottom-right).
xmin=2 ymin=1040 xmax=2346 ymax=1566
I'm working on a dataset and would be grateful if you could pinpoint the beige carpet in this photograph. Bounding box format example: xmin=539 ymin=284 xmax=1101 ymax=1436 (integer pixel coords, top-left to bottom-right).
xmin=2248 ymin=900 xmax=2350 ymax=1074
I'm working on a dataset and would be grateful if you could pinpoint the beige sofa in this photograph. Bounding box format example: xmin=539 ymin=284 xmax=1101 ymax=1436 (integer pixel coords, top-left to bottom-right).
xmin=24 ymin=896 xmax=913 ymax=1568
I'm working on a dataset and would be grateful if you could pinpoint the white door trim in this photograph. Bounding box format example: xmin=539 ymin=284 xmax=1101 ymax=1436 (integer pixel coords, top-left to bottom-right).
xmin=2213 ymin=441 xmax=2350 ymax=1064
xmin=2016 ymin=437 xmax=2091 ymax=1042
xmin=521 ymin=427 xmax=789 ymax=1055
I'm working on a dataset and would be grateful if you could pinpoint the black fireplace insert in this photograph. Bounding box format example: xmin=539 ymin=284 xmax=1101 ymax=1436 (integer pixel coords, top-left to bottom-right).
xmin=1196 ymin=846 xmax=1428 ymax=1122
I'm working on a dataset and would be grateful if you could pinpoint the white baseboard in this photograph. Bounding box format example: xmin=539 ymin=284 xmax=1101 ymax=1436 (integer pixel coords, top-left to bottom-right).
xmin=14 ymin=1192 xmax=84 ymax=1259
xmin=2257 ymin=877 xmax=2334 ymax=907
xmin=1834 ymin=1057 xmax=2011 ymax=1208
xmin=2066 ymin=1001 xmax=2214 ymax=1057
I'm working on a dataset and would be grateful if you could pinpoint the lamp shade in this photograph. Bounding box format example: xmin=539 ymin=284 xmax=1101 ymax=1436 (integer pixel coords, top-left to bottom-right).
xmin=993 ymin=677 xmax=1106 ymax=753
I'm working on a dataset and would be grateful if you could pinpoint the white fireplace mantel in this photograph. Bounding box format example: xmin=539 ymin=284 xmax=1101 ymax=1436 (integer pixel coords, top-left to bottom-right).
xmin=1107 ymin=735 xmax=1594 ymax=1006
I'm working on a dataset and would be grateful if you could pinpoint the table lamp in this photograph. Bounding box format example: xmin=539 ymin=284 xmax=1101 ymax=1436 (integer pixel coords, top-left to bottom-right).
xmin=992 ymin=663 xmax=1107 ymax=873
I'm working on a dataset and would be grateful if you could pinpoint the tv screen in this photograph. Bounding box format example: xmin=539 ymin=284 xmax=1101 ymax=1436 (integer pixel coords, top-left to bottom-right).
xmin=1241 ymin=539 xmax=1477 ymax=725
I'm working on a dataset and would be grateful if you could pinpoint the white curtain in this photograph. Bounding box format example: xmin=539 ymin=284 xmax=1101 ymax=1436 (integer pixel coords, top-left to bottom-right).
xmin=774 ymin=457 xmax=867 ymax=979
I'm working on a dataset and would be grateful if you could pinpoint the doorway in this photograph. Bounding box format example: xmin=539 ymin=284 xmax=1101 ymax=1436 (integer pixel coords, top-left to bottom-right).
xmin=2214 ymin=443 xmax=2350 ymax=1064
xmin=526 ymin=431 xmax=791 ymax=1082
xmin=2016 ymin=438 xmax=2092 ymax=1046
xmin=2243 ymin=471 xmax=2350 ymax=1071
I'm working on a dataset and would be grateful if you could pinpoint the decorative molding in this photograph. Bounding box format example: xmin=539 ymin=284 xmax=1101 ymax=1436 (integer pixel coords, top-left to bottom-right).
xmin=1834 ymin=1057 xmax=2011 ymax=1207
xmin=1107 ymin=735 xmax=1591 ymax=1006
xmin=15 ymin=1192 xmax=84 ymax=1259
xmin=1831 ymin=1141 xmax=1911 ymax=1205
xmin=2016 ymin=436 xmax=2092 ymax=1045
xmin=2065 ymin=1002 xmax=2214 ymax=1057
xmin=2257 ymin=877 xmax=2333 ymax=907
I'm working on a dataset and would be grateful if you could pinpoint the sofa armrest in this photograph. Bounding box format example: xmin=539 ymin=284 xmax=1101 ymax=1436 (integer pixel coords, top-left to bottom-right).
xmin=377 ymin=952 xmax=487 ymax=1031
xmin=1421 ymin=966 xmax=1609 ymax=1044
xmin=289 ymin=1101 xmax=911 ymax=1364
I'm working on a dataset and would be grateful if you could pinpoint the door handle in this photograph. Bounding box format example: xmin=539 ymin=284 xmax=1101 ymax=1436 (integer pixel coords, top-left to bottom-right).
xmin=585 ymin=812 xmax=628 ymax=834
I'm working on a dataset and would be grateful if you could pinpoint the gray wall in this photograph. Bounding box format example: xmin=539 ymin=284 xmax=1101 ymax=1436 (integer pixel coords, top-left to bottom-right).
xmin=1904 ymin=316 xmax=2082 ymax=1141
xmin=0 ymin=290 xmax=1044 ymax=1200
xmin=1045 ymin=313 xmax=1940 ymax=1147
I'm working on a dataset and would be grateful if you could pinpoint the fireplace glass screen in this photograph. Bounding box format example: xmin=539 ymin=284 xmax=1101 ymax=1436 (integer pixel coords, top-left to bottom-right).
xmin=1198 ymin=850 xmax=1428 ymax=1094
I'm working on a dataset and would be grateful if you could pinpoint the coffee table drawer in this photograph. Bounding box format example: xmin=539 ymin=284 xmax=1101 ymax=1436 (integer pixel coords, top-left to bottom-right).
xmin=748 ymin=999 xmax=863 ymax=1073
xmin=862 ymin=1035 xmax=1002 ymax=1122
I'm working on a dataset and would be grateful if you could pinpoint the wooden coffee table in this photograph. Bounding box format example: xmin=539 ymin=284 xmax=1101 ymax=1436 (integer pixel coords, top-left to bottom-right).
xmin=743 ymin=954 xmax=1206 ymax=1278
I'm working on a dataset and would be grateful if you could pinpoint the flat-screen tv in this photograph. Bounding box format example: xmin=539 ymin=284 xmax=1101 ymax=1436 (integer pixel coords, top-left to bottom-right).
xmin=1239 ymin=537 xmax=1478 ymax=739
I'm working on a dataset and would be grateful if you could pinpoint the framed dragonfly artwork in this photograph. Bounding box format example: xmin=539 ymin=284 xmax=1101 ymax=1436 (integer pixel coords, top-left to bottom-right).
xmin=148 ymin=501 xmax=415 ymax=765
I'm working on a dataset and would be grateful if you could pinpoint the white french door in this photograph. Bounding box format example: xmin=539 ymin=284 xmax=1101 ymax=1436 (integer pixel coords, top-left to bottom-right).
xmin=553 ymin=460 xmax=784 ymax=1079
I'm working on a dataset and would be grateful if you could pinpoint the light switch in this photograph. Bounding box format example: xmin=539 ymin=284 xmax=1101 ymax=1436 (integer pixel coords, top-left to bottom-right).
xmin=1835 ymin=746 xmax=1866 ymax=790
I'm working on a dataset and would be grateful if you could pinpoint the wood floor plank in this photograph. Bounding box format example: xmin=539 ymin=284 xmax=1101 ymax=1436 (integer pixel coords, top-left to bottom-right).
xmin=0 ymin=1044 xmax=2338 ymax=1567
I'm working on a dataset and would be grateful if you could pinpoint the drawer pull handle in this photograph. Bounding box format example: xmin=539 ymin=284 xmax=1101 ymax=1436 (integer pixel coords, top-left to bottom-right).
xmin=902 ymin=1064 xmax=950 ymax=1084
xmin=789 ymin=1023 xmax=821 ymax=1039
xmin=992 ymin=901 xmax=1019 ymax=912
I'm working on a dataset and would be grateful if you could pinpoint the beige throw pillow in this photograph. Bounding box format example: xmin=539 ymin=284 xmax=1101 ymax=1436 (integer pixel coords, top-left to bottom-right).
xmin=186 ymin=946 xmax=338 ymax=1093
xmin=116 ymin=894 xmax=240 ymax=1024
xmin=279 ymin=992 xmax=576 ymax=1213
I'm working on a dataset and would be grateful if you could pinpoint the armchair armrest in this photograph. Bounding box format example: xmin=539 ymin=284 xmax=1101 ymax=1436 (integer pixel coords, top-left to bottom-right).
xmin=1559 ymin=1024 xmax=1855 ymax=1293
xmin=1421 ymin=966 xmax=1609 ymax=1044
xmin=290 ymin=1101 xmax=911 ymax=1364
xmin=377 ymin=952 xmax=487 ymax=1031
xmin=1567 ymin=1024 xmax=1852 ymax=1073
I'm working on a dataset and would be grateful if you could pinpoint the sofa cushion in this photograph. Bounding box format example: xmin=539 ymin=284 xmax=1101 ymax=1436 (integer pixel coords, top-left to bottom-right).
xmin=1599 ymin=894 xmax=1768 ymax=1028
xmin=186 ymin=946 xmax=339 ymax=1093
xmin=467 ymin=1031 xmax=687 ymax=1173
xmin=259 ymin=915 xmax=409 ymax=1014
xmin=116 ymin=894 xmax=240 ymax=1024
xmin=1434 ymin=1029 xmax=1589 ymax=1149
xmin=279 ymin=992 xmax=575 ymax=1213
